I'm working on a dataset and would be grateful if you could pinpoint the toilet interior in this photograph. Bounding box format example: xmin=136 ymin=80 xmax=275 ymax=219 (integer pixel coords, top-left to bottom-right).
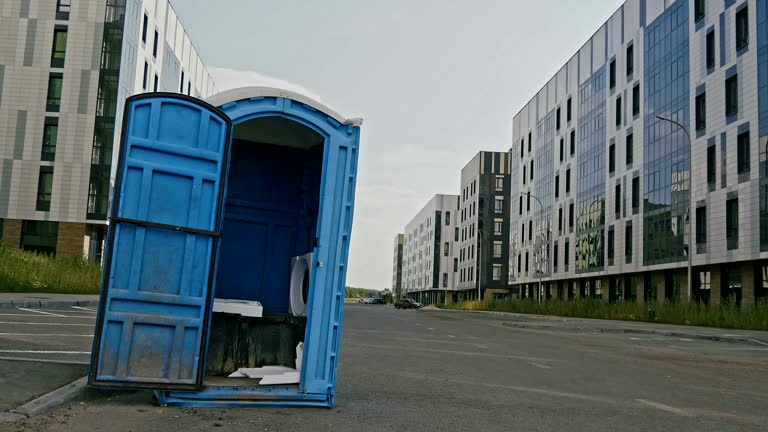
xmin=205 ymin=115 xmax=324 ymax=385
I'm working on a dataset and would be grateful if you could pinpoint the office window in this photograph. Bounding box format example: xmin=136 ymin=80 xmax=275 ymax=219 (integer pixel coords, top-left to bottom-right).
xmin=56 ymin=0 xmax=71 ymax=20
xmin=495 ymin=177 xmax=504 ymax=191
xmin=707 ymin=145 xmax=716 ymax=183
xmin=696 ymin=206 xmax=707 ymax=245
xmin=558 ymin=208 xmax=563 ymax=232
xmin=626 ymin=133 xmax=633 ymax=165
xmin=559 ymin=138 xmax=564 ymax=162
xmin=493 ymin=265 xmax=502 ymax=281
xmin=36 ymin=167 xmax=54 ymax=212
xmin=153 ymin=30 xmax=159 ymax=58
xmin=446 ymin=211 xmax=451 ymax=225
xmin=188 ymin=82 xmax=191 ymax=96
xmin=41 ymin=117 xmax=58 ymax=161
xmin=454 ymin=259 xmax=458 ymax=272
xmin=565 ymin=168 xmax=571 ymax=193
xmin=737 ymin=131 xmax=750 ymax=174
xmin=726 ymin=198 xmax=739 ymax=250
xmin=493 ymin=241 xmax=502 ymax=258
xmin=528 ymin=132 xmax=532 ymax=153
xmin=154 ymin=74 xmax=159 ymax=92
xmin=564 ymin=240 xmax=569 ymax=267
xmin=51 ymin=27 xmax=68 ymax=68
xmin=726 ymin=75 xmax=738 ymax=117
xmin=626 ymin=44 xmax=634 ymax=76
xmin=615 ymin=184 xmax=621 ymax=216
xmin=528 ymin=220 xmax=532 ymax=241
xmin=609 ymin=144 xmax=616 ymax=173
xmin=180 ymin=71 xmax=185 ymax=93
xmin=444 ymin=242 xmax=449 ymax=257
xmin=694 ymin=0 xmax=705 ymax=22
xmin=695 ymin=93 xmax=706 ymax=130
xmin=495 ymin=197 xmax=503 ymax=213
xmin=443 ymin=273 xmax=448 ymax=288
xmin=455 ymin=227 xmax=459 ymax=242
xmin=615 ymin=96 xmax=622 ymax=127
xmin=555 ymin=175 xmax=560 ymax=199
xmin=525 ymin=252 xmax=529 ymax=272
xmin=736 ymin=7 xmax=749 ymax=50
xmin=142 ymin=61 xmax=149 ymax=90
xmin=142 ymin=14 xmax=149 ymax=44
xmin=607 ymin=228 xmax=615 ymax=262
xmin=530 ymin=160 xmax=534 ymax=180
xmin=523 ymin=166 xmax=526 ymax=185
xmin=570 ymin=130 xmax=575 ymax=155
xmin=706 ymin=30 xmax=715 ymax=69
xmin=46 ymin=73 xmax=63 ymax=112
xmin=632 ymin=84 xmax=640 ymax=116
xmin=567 ymin=97 xmax=572 ymax=122
xmin=522 ymin=224 xmax=525 ymax=244
xmin=527 ymin=194 xmax=530 ymax=211
xmin=553 ymin=243 xmax=559 ymax=272
xmin=569 ymin=203 xmax=574 ymax=230
xmin=518 ymin=195 xmax=523 ymax=215
xmin=494 ymin=220 xmax=502 ymax=236
xmin=520 ymin=139 xmax=524 ymax=158
xmin=609 ymin=59 xmax=616 ymax=88
xmin=632 ymin=177 xmax=640 ymax=211
xmin=556 ymin=107 xmax=561 ymax=130
xmin=625 ymin=224 xmax=633 ymax=263
xmin=517 ymin=254 xmax=522 ymax=273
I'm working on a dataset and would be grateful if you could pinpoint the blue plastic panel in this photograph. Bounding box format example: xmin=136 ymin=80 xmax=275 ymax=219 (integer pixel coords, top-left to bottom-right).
xmin=90 ymin=94 xmax=231 ymax=390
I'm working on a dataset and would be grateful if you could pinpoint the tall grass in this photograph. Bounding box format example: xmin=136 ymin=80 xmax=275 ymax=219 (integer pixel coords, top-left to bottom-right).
xmin=0 ymin=244 xmax=102 ymax=294
xmin=441 ymin=298 xmax=768 ymax=331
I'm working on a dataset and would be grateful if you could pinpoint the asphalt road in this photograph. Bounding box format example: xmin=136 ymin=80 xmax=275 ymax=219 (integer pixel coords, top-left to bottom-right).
xmin=4 ymin=304 xmax=768 ymax=432
xmin=0 ymin=306 xmax=95 ymax=412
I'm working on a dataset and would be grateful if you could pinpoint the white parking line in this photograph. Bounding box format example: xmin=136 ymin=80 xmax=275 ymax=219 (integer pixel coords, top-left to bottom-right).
xmin=0 ymin=321 xmax=93 ymax=327
xmin=0 ymin=356 xmax=89 ymax=365
xmin=0 ymin=333 xmax=92 ymax=337
xmin=16 ymin=308 xmax=67 ymax=317
xmin=530 ymin=362 xmax=552 ymax=369
xmin=70 ymin=306 xmax=98 ymax=312
xmin=0 ymin=350 xmax=91 ymax=354
xmin=635 ymin=399 xmax=694 ymax=417
xmin=0 ymin=313 xmax=95 ymax=318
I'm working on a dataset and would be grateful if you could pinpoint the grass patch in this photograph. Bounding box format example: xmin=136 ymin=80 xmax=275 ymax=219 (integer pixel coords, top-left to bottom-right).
xmin=441 ymin=299 xmax=768 ymax=331
xmin=0 ymin=244 xmax=102 ymax=294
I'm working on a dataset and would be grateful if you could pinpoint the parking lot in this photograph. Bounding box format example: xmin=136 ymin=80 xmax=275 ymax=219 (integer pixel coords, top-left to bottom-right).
xmin=0 ymin=306 xmax=95 ymax=412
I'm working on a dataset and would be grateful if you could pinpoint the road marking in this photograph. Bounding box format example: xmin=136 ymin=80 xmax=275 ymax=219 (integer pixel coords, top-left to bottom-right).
xmin=0 ymin=356 xmax=89 ymax=365
xmin=678 ymin=338 xmax=694 ymax=342
xmin=0 ymin=313 xmax=95 ymax=319
xmin=0 ymin=321 xmax=93 ymax=327
xmin=351 ymin=342 xmax=558 ymax=362
xmin=668 ymin=345 xmax=688 ymax=350
xmin=71 ymin=306 xmax=98 ymax=312
xmin=635 ymin=399 xmax=694 ymax=417
xmin=0 ymin=350 xmax=91 ymax=354
xmin=16 ymin=308 xmax=67 ymax=317
xmin=0 ymin=333 xmax=92 ymax=337
xmin=530 ymin=362 xmax=551 ymax=369
xmin=447 ymin=335 xmax=456 ymax=338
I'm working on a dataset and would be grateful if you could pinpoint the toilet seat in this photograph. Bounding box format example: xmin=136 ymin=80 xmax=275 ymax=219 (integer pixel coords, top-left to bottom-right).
xmin=289 ymin=253 xmax=313 ymax=316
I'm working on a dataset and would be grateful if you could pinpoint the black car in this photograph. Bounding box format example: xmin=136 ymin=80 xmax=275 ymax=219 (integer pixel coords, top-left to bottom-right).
xmin=368 ymin=298 xmax=385 ymax=305
xmin=394 ymin=298 xmax=423 ymax=309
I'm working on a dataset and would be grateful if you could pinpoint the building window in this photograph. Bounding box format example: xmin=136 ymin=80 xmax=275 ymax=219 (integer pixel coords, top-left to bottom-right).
xmin=142 ymin=14 xmax=149 ymax=44
xmin=695 ymin=93 xmax=706 ymax=131
xmin=446 ymin=211 xmax=451 ymax=225
xmin=609 ymin=59 xmax=616 ymax=89
xmin=528 ymin=220 xmax=532 ymax=241
xmin=567 ymin=97 xmax=572 ymax=122
xmin=736 ymin=6 xmax=749 ymax=50
xmin=495 ymin=197 xmax=503 ymax=213
xmin=615 ymin=96 xmax=622 ymax=127
xmin=495 ymin=177 xmax=504 ymax=191
xmin=525 ymin=252 xmax=529 ymax=272
xmin=570 ymin=130 xmax=575 ymax=155
xmin=737 ymin=131 xmax=750 ymax=174
xmin=607 ymin=227 xmax=615 ymax=264
xmin=556 ymin=107 xmax=561 ymax=130
xmin=518 ymin=195 xmax=523 ymax=215
xmin=564 ymin=240 xmax=569 ymax=268
xmin=494 ymin=220 xmax=502 ymax=236
xmin=180 ymin=71 xmax=185 ymax=93
xmin=625 ymin=224 xmax=633 ymax=263
xmin=153 ymin=30 xmax=159 ymax=58
xmin=725 ymin=75 xmax=738 ymax=117
xmin=615 ymin=184 xmax=621 ymax=216
xmin=56 ymin=0 xmax=71 ymax=20
xmin=555 ymin=175 xmax=560 ymax=199
xmin=553 ymin=243 xmax=559 ymax=272
xmin=46 ymin=73 xmax=63 ymax=112
xmin=559 ymin=138 xmax=564 ymax=162
xmin=522 ymin=224 xmax=525 ymax=245
xmin=454 ymin=258 xmax=458 ymax=272
xmin=188 ymin=82 xmax=191 ymax=96
xmin=726 ymin=198 xmax=739 ymax=250
xmin=492 ymin=265 xmax=502 ymax=281
xmin=626 ymin=133 xmax=633 ymax=165
xmin=632 ymin=176 xmax=640 ymax=212
xmin=517 ymin=254 xmax=522 ymax=273
xmin=706 ymin=30 xmax=716 ymax=69
xmin=707 ymin=145 xmax=716 ymax=183
xmin=21 ymin=221 xmax=59 ymax=255
xmin=493 ymin=241 xmax=502 ymax=258
xmin=530 ymin=160 xmax=534 ymax=180
xmin=558 ymin=208 xmax=563 ymax=233
xmin=51 ymin=27 xmax=68 ymax=68
xmin=36 ymin=167 xmax=54 ymax=212
xmin=154 ymin=74 xmax=159 ymax=92
xmin=569 ymin=203 xmax=574 ymax=230
xmin=527 ymin=194 xmax=531 ymax=212
xmin=444 ymin=242 xmax=449 ymax=257
xmin=609 ymin=144 xmax=616 ymax=173
xmin=143 ymin=61 xmax=149 ymax=90
xmin=696 ymin=206 xmax=707 ymax=245
xmin=632 ymin=84 xmax=640 ymax=116
xmin=694 ymin=0 xmax=705 ymax=22
xmin=565 ymin=168 xmax=571 ymax=193
xmin=443 ymin=273 xmax=448 ymax=288
xmin=626 ymin=44 xmax=634 ymax=76
xmin=528 ymin=132 xmax=532 ymax=153
xmin=523 ymin=166 xmax=526 ymax=185
xmin=41 ymin=117 xmax=58 ymax=161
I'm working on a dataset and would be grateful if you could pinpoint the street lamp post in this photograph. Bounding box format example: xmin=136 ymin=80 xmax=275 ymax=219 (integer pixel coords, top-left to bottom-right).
xmin=656 ymin=115 xmax=693 ymax=303
xmin=523 ymin=192 xmax=548 ymax=303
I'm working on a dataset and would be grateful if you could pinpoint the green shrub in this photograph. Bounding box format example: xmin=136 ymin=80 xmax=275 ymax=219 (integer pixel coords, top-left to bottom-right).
xmin=441 ymin=298 xmax=768 ymax=331
xmin=0 ymin=245 xmax=102 ymax=294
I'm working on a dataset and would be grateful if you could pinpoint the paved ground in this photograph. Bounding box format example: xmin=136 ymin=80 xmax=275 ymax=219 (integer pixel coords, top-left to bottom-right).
xmin=3 ymin=304 xmax=768 ymax=432
xmin=0 ymin=306 xmax=95 ymax=412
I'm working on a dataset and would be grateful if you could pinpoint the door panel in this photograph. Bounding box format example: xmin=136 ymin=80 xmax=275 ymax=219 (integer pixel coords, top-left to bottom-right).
xmin=90 ymin=94 xmax=231 ymax=390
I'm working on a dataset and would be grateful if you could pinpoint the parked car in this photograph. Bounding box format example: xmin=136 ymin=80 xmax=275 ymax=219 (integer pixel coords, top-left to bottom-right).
xmin=394 ymin=298 xmax=423 ymax=309
xmin=360 ymin=298 xmax=385 ymax=305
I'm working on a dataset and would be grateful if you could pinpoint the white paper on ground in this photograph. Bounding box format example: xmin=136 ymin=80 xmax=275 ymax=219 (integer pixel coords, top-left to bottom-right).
xmin=259 ymin=371 xmax=301 ymax=385
xmin=212 ymin=299 xmax=263 ymax=318
xmin=227 ymin=366 xmax=296 ymax=379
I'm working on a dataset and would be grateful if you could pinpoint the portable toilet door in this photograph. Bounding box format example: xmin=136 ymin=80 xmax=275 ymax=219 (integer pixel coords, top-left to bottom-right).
xmin=89 ymin=93 xmax=232 ymax=391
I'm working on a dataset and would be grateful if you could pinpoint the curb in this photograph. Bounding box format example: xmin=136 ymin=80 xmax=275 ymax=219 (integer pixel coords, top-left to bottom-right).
xmin=0 ymin=376 xmax=89 ymax=422
xmin=0 ymin=299 xmax=99 ymax=310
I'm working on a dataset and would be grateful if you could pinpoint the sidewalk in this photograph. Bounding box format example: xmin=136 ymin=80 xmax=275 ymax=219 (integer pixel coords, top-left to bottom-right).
xmin=426 ymin=308 xmax=768 ymax=347
xmin=0 ymin=293 xmax=100 ymax=309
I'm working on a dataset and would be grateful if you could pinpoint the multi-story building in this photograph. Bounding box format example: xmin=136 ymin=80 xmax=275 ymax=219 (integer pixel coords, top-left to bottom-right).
xmin=457 ymin=151 xmax=512 ymax=301
xmin=392 ymin=233 xmax=404 ymax=298
xmin=510 ymin=0 xmax=768 ymax=306
xmin=402 ymin=194 xmax=459 ymax=305
xmin=0 ymin=0 xmax=216 ymax=259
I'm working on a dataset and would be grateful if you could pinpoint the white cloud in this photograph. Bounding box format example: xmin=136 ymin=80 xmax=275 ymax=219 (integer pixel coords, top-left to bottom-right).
xmin=208 ymin=66 xmax=325 ymax=103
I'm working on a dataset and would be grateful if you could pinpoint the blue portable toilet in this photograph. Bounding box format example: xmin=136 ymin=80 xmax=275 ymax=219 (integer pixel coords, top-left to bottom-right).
xmin=88 ymin=87 xmax=361 ymax=408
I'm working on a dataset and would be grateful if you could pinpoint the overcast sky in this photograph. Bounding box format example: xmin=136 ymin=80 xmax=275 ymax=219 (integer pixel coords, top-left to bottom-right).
xmin=172 ymin=0 xmax=624 ymax=290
